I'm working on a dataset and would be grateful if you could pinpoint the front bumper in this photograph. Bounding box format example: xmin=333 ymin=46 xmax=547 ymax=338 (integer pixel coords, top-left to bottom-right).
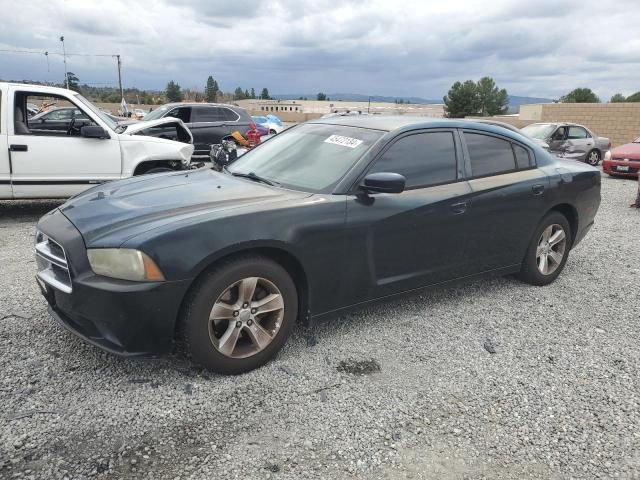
xmin=36 ymin=209 xmax=192 ymax=356
xmin=603 ymin=159 xmax=640 ymax=176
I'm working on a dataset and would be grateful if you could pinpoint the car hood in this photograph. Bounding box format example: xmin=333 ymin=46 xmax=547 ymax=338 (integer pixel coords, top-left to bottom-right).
xmin=115 ymin=117 xmax=193 ymax=143
xmin=610 ymin=143 xmax=640 ymax=159
xmin=60 ymin=168 xmax=310 ymax=247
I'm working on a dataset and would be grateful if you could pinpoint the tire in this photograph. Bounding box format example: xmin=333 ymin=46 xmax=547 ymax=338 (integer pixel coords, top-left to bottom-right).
xmin=517 ymin=212 xmax=572 ymax=286
xmin=143 ymin=167 xmax=173 ymax=174
xmin=586 ymin=149 xmax=601 ymax=166
xmin=269 ymin=129 xmax=277 ymax=135
xmin=181 ymin=256 xmax=298 ymax=375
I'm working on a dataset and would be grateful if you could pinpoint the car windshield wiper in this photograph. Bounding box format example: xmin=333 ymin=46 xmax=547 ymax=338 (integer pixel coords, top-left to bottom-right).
xmin=230 ymin=171 xmax=278 ymax=186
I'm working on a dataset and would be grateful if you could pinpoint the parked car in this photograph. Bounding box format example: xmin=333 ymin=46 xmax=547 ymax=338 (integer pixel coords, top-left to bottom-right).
xmin=266 ymin=114 xmax=283 ymax=126
xmin=133 ymin=108 xmax=146 ymax=120
xmin=29 ymin=107 xmax=92 ymax=132
xmin=602 ymin=137 xmax=640 ymax=177
xmin=35 ymin=117 xmax=600 ymax=374
xmin=0 ymin=82 xmax=194 ymax=199
xmin=252 ymin=115 xmax=283 ymax=135
xmin=142 ymin=103 xmax=254 ymax=157
xmin=521 ymin=123 xmax=610 ymax=166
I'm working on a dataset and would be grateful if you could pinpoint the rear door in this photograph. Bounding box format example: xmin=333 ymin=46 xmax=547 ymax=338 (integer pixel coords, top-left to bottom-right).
xmin=565 ymin=126 xmax=591 ymax=162
xmin=345 ymin=129 xmax=474 ymax=302
xmin=190 ymin=106 xmax=227 ymax=154
xmin=461 ymin=130 xmax=549 ymax=272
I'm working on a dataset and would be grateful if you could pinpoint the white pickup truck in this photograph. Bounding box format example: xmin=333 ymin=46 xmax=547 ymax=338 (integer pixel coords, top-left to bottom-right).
xmin=0 ymin=82 xmax=194 ymax=199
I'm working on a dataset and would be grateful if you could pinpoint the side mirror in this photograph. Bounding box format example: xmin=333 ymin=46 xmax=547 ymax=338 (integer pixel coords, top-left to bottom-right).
xmin=360 ymin=172 xmax=406 ymax=194
xmin=80 ymin=125 xmax=109 ymax=139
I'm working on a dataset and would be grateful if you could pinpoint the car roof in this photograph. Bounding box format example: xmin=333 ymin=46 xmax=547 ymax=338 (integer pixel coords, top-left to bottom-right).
xmin=162 ymin=102 xmax=242 ymax=109
xmin=310 ymin=115 xmax=526 ymax=134
xmin=527 ymin=122 xmax=585 ymax=128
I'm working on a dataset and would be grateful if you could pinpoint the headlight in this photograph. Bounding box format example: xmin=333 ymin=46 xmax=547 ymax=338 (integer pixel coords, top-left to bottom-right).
xmin=87 ymin=249 xmax=165 ymax=282
xmin=604 ymin=150 xmax=611 ymax=161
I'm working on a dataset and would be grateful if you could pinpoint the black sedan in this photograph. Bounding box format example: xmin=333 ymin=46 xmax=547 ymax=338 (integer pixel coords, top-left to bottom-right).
xmin=35 ymin=117 xmax=601 ymax=374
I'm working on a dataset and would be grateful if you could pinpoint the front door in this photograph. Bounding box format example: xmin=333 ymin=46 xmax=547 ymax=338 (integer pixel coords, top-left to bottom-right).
xmin=345 ymin=130 xmax=473 ymax=303
xmin=8 ymin=89 xmax=122 ymax=198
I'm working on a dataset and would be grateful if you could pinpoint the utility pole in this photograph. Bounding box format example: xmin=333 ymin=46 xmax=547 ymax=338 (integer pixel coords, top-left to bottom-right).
xmin=368 ymin=95 xmax=371 ymax=113
xmin=116 ymin=55 xmax=123 ymax=101
xmin=60 ymin=36 xmax=68 ymax=89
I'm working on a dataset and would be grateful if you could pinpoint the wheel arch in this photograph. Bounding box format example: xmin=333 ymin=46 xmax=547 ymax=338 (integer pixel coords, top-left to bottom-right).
xmin=547 ymin=203 xmax=578 ymax=245
xmin=133 ymin=160 xmax=183 ymax=175
xmin=174 ymin=242 xmax=310 ymax=342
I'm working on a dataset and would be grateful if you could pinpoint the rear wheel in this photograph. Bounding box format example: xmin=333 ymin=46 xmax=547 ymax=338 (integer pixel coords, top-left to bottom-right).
xmin=269 ymin=129 xmax=277 ymax=135
xmin=181 ymin=256 xmax=297 ymax=374
xmin=517 ymin=212 xmax=572 ymax=286
xmin=586 ymin=149 xmax=601 ymax=166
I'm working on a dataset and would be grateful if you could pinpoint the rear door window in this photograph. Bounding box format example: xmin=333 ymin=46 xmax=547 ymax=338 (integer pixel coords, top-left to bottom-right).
xmin=465 ymin=133 xmax=517 ymax=177
xmin=568 ymin=126 xmax=588 ymax=139
xmin=167 ymin=107 xmax=191 ymax=123
xmin=512 ymin=144 xmax=533 ymax=169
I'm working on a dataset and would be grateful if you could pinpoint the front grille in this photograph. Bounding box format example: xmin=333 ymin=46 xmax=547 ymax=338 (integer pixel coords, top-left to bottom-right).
xmin=35 ymin=231 xmax=72 ymax=294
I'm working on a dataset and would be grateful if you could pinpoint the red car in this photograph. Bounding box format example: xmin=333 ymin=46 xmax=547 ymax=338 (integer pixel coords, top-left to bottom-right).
xmin=603 ymin=138 xmax=640 ymax=177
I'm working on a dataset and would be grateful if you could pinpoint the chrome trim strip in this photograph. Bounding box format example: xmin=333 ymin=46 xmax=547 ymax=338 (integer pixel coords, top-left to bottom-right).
xmin=35 ymin=243 xmax=67 ymax=268
xmin=37 ymin=270 xmax=72 ymax=294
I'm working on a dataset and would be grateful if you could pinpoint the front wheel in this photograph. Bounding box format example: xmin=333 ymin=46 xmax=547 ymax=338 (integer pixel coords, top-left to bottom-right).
xmin=517 ymin=212 xmax=572 ymax=286
xmin=181 ymin=256 xmax=298 ymax=374
xmin=586 ymin=149 xmax=601 ymax=166
xmin=269 ymin=129 xmax=277 ymax=135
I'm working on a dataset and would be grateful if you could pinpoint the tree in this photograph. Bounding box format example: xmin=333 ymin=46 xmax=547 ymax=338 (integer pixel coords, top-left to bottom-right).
xmin=476 ymin=76 xmax=508 ymax=115
xmin=250 ymin=88 xmax=256 ymax=99
xmin=233 ymin=87 xmax=245 ymax=100
xmin=205 ymin=76 xmax=219 ymax=102
xmin=626 ymin=91 xmax=640 ymax=102
xmin=166 ymin=80 xmax=183 ymax=102
xmin=443 ymin=80 xmax=481 ymax=118
xmin=610 ymin=93 xmax=626 ymax=103
xmin=560 ymin=88 xmax=599 ymax=103
xmin=260 ymin=88 xmax=270 ymax=100
xmin=317 ymin=92 xmax=327 ymax=101
xmin=66 ymin=72 xmax=80 ymax=92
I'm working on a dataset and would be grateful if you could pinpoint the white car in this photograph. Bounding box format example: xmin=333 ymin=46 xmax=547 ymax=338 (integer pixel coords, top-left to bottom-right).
xmin=0 ymin=82 xmax=194 ymax=199
xmin=133 ymin=108 xmax=147 ymax=119
xmin=252 ymin=116 xmax=284 ymax=135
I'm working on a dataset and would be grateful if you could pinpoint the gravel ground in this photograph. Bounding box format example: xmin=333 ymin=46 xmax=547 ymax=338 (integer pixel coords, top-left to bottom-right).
xmin=1 ymin=174 xmax=639 ymax=480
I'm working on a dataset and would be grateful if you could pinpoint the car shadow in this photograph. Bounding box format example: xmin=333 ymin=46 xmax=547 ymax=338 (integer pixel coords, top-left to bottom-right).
xmin=0 ymin=200 xmax=64 ymax=223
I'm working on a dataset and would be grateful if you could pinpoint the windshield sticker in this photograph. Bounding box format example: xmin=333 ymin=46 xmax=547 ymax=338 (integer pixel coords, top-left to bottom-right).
xmin=324 ymin=135 xmax=363 ymax=149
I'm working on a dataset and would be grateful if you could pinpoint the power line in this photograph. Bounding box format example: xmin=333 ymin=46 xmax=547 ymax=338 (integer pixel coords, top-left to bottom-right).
xmin=0 ymin=48 xmax=119 ymax=57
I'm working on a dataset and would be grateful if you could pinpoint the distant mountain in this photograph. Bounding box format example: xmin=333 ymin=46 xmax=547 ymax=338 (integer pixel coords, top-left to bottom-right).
xmin=271 ymin=93 xmax=554 ymax=112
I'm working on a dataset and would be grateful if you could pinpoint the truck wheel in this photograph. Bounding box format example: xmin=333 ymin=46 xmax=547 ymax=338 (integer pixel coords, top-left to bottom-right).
xmin=517 ymin=212 xmax=572 ymax=286
xmin=181 ymin=255 xmax=298 ymax=375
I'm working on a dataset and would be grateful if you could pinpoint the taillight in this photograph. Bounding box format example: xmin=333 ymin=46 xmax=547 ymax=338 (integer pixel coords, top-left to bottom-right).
xmin=608 ymin=141 xmax=611 ymax=149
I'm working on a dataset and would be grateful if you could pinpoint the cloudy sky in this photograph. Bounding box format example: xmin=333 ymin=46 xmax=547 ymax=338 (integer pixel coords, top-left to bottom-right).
xmin=1 ymin=0 xmax=639 ymax=101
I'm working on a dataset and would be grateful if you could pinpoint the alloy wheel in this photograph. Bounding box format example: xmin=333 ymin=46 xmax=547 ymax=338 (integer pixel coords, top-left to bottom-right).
xmin=587 ymin=151 xmax=600 ymax=166
xmin=536 ymin=224 xmax=567 ymax=275
xmin=208 ymin=277 xmax=284 ymax=358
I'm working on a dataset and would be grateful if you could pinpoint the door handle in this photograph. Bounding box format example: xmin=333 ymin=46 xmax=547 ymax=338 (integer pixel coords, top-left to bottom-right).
xmin=450 ymin=200 xmax=469 ymax=214
xmin=9 ymin=144 xmax=28 ymax=152
xmin=532 ymin=184 xmax=545 ymax=196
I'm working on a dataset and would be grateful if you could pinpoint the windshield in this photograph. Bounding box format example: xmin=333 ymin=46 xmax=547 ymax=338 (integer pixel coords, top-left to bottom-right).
xmin=634 ymin=137 xmax=640 ymax=143
xmin=74 ymin=94 xmax=117 ymax=130
xmin=521 ymin=123 xmax=556 ymax=140
xmin=228 ymin=123 xmax=383 ymax=193
xmin=143 ymin=105 xmax=172 ymax=121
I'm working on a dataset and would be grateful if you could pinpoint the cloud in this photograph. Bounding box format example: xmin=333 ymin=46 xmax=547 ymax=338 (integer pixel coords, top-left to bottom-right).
xmin=0 ymin=0 xmax=639 ymax=100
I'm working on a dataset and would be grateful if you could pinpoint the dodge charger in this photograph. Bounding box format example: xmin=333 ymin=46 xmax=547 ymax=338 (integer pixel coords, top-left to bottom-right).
xmin=35 ymin=117 xmax=601 ymax=374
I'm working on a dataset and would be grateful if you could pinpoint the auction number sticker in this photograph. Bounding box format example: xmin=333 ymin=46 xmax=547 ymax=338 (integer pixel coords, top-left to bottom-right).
xmin=324 ymin=135 xmax=363 ymax=149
